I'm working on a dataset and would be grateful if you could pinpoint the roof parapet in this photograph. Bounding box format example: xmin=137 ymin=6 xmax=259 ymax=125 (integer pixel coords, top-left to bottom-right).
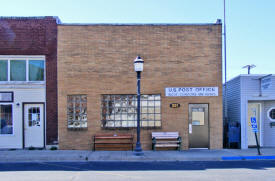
xmin=0 ymin=16 xmax=61 ymax=24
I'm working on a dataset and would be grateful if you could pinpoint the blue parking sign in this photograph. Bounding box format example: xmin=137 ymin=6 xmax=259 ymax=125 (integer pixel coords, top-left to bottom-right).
xmin=250 ymin=117 xmax=258 ymax=133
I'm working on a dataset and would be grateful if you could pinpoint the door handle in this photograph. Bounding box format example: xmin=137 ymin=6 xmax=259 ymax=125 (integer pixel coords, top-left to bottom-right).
xmin=189 ymin=124 xmax=192 ymax=134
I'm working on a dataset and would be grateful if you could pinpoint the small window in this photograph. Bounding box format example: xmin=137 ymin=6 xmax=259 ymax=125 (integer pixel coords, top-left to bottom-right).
xmin=29 ymin=60 xmax=45 ymax=81
xmin=0 ymin=92 xmax=13 ymax=102
xmin=268 ymin=108 xmax=275 ymax=121
xmin=0 ymin=105 xmax=13 ymax=134
xmin=10 ymin=60 xmax=26 ymax=81
xmin=0 ymin=60 xmax=8 ymax=81
xmin=67 ymin=95 xmax=87 ymax=129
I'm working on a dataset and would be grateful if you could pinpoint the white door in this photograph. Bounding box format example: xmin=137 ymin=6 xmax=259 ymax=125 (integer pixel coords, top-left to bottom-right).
xmin=24 ymin=104 xmax=44 ymax=148
xmin=247 ymin=103 xmax=261 ymax=147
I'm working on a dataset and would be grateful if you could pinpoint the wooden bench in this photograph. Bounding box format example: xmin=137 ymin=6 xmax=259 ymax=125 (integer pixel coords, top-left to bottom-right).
xmin=152 ymin=132 xmax=181 ymax=151
xmin=93 ymin=134 xmax=134 ymax=151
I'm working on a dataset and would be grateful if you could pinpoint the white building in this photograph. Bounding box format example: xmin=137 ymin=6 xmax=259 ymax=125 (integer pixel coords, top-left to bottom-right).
xmin=0 ymin=56 xmax=46 ymax=148
xmin=225 ymin=74 xmax=275 ymax=149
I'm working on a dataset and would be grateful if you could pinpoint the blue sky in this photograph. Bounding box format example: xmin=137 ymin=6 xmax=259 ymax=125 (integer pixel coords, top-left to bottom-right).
xmin=2 ymin=0 xmax=275 ymax=81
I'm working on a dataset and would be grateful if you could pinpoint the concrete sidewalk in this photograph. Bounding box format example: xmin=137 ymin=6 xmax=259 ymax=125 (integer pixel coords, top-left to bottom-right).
xmin=0 ymin=148 xmax=274 ymax=162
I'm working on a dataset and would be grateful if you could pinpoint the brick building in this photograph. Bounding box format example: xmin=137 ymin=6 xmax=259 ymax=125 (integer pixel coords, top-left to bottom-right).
xmin=0 ymin=17 xmax=59 ymax=148
xmin=58 ymin=22 xmax=223 ymax=150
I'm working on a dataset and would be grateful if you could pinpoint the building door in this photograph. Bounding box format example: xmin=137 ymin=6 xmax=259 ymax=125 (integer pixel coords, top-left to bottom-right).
xmin=188 ymin=104 xmax=209 ymax=148
xmin=24 ymin=104 xmax=44 ymax=148
xmin=247 ymin=103 xmax=261 ymax=147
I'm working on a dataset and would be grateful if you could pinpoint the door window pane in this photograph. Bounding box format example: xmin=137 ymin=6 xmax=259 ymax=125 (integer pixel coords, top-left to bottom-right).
xmin=0 ymin=105 xmax=13 ymax=134
xmin=191 ymin=108 xmax=205 ymax=125
xmin=29 ymin=60 xmax=45 ymax=81
xmin=10 ymin=60 xmax=26 ymax=81
xmin=28 ymin=107 xmax=41 ymax=127
xmin=0 ymin=60 xmax=8 ymax=81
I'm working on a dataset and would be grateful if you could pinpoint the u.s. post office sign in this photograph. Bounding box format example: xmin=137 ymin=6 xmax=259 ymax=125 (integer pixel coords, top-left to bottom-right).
xmin=165 ymin=87 xmax=218 ymax=97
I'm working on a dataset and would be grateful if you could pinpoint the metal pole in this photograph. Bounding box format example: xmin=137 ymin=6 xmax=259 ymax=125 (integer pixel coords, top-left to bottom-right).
xmin=223 ymin=0 xmax=227 ymax=114
xmin=224 ymin=0 xmax=228 ymax=118
xmin=223 ymin=0 xmax=229 ymax=148
xmin=134 ymin=71 xmax=143 ymax=155
xmin=254 ymin=132 xmax=261 ymax=155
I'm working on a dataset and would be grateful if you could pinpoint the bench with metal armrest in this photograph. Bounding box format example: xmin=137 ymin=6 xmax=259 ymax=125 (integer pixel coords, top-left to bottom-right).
xmin=152 ymin=132 xmax=181 ymax=151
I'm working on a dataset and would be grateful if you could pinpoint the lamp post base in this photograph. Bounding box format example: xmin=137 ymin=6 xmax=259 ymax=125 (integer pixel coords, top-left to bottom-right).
xmin=134 ymin=143 xmax=144 ymax=156
xmin=133 ymin=150 xmax=144 ymax=156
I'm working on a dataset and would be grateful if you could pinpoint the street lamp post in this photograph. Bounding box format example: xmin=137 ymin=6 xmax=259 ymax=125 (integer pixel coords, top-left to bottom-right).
xmin=134 ymin=56 xmax=144 ymax=156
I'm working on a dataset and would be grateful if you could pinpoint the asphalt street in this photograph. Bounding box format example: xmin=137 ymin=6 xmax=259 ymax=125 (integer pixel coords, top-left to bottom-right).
xmin=0 ymin=161 xmax=275 ymax=181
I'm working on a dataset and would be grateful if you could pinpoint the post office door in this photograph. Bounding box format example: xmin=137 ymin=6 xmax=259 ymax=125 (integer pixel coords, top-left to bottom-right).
xmin=188 ymin=104 xmax=209 ymax=148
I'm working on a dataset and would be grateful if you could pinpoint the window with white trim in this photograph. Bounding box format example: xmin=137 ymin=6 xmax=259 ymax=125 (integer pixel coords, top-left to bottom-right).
xmin=0 ymin=58 xmax=45 ymax=82
xmin=101 ymin=94 xmax=161 ymax=128
xmin=67 ymin=95 xmax=87 ymax=129
xmin=0 ymin=105 xmax=13 ymax=134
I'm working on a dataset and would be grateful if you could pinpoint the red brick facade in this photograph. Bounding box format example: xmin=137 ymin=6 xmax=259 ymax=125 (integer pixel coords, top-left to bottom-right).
xmin=0 ymin=17 xmax=58 ymax=144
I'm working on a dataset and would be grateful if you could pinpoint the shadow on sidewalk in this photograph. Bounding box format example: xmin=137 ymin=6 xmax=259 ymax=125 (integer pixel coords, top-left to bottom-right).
xmin=0 ymin=161 xmax=275 ymax=172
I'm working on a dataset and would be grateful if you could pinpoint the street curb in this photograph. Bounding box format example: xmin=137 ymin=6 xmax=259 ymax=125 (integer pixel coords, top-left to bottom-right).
xmin=221 ymin=156 xmax=275 ymax=161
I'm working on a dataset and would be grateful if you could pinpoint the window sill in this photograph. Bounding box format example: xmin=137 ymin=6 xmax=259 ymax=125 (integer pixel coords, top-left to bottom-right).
xmin=0 ymin=81 xmax=45 ymax=85
xmin=101 ymin=126 xmax=162 ymax=130
xmin=67 ymin=127 xmax=88 ymax=131
xmin=0 ymin=134 xmax=14 ymax=136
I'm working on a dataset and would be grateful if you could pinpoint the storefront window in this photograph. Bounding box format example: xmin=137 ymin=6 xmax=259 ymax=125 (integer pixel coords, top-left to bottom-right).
xmin=0 ymin=105 xmax=13 ymax=134
xmin=10 ymin=60 xmax=26 ymax=81
xmin=29 ymin=60 xmax=45 ymax=81
xmin=67 ymin=95 xmax=87 ymax=129
xmin=101 ymin=94 xmax=161 ymax=128
xmin=0 ymin=60 xmax=8 ymax=81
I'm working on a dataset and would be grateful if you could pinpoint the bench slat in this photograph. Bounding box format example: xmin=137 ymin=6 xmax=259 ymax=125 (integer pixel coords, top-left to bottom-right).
xmin=152 ymin=132 xmax=179 ymax=135
xmin=95 ymin=134 xmax=132 ymax=136
xmin=153 ymin=137 xmax=179 ymax=139
xmin=152 ymin=132 xmax=179 ymax=137
xmin=154 ymin=141 xmax=180 ymax=143
xmin=95 ymin=136 xmax=133 ymax=139
xmin=155 ymin=144 xmax=179 ymax=147
xmin=95 ymin=144 xmax=133 ymax=148
xmin=153 ymin=135 xmax=178 ymax=137
xmin=95 ymin=141 xmax=133 ymax=144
